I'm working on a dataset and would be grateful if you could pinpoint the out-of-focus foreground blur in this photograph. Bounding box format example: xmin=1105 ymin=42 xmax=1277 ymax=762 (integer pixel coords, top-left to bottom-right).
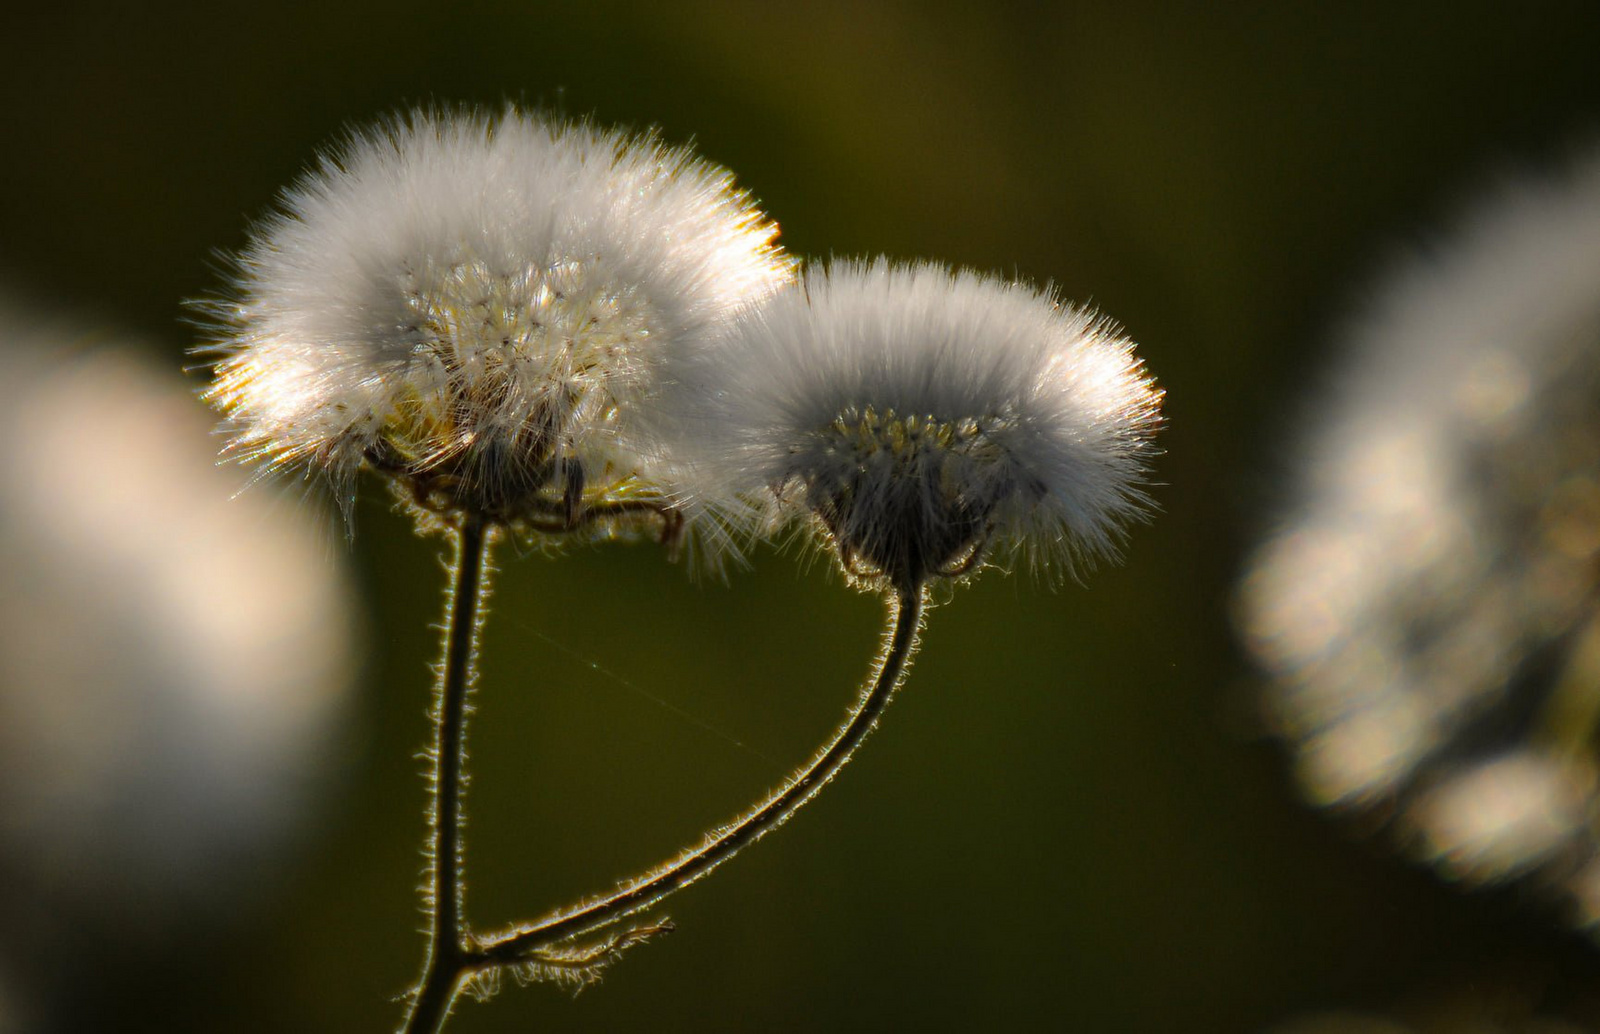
xmin=7 ymin=4 xmax=1600 ymax=1032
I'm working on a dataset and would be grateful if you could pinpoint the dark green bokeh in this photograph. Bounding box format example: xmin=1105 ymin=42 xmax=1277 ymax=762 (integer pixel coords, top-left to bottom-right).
xmin=7 ymin=2 xmax=1600 ymax=1030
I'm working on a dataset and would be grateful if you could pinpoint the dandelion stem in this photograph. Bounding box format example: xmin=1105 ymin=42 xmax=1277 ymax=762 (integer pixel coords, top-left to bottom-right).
xmin=402 ymin=513 xmax=492 ymax=1034
xmin=471 ymin=580 xmax=928 ymax=967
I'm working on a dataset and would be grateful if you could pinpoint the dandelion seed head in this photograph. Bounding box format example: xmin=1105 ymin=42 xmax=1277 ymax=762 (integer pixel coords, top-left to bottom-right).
xmin=199 ymin=107 xmax=792 ymax=529
xmin=665 ymin=259 xmax=1162 ymax=589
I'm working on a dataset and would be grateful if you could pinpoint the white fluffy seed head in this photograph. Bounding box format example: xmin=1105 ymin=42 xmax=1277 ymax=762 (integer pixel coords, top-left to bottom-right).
xmin=660 ymin=259 xmax=1163 ymax=590
xmin=198 ymin=106 xmax=793 ymax=534
xmin=1235 ymin=144 xmax=1600 ymax=926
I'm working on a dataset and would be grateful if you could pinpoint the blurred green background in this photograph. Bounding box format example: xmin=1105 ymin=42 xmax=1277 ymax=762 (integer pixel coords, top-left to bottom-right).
xmin=7 ymin=2 xmax=1600 ymax=1031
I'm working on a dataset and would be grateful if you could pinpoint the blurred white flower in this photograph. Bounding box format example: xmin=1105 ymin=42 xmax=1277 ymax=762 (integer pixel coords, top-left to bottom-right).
xmin=199 ymin=107 xmax=792 ymax=530
xmin=663 ymin=259 xmax=1162 ymax=589
xmin=0 ymin=301 xmax=358 ymax=1021
xmin=1238 ymin=145 xmax=1600 ymax=925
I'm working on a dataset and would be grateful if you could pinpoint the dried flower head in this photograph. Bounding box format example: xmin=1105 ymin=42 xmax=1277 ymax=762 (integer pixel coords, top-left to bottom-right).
xmin=666 ymin=259 xmax=1162 ymax=590
xmin=198 ymin=107 xmax=792 ymax=531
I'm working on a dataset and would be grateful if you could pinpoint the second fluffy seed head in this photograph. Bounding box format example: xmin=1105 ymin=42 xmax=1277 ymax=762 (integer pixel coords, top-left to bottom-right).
xmin=667 ymin=260 xmax=1164 ymax=591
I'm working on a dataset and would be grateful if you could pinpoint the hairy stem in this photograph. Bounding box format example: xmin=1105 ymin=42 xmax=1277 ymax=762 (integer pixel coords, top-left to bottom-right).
xmin=472 ymin=581 xmax=928 ymax=967
xmin=402 ymin=514 xmax=493 ymax=1034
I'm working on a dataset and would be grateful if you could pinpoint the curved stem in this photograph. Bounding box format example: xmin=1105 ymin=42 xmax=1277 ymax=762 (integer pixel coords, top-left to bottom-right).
xmin=473 ymin=581 xmax=928 ymax=967
xmin=402 ymin=514 xmax=493 ymax=1034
